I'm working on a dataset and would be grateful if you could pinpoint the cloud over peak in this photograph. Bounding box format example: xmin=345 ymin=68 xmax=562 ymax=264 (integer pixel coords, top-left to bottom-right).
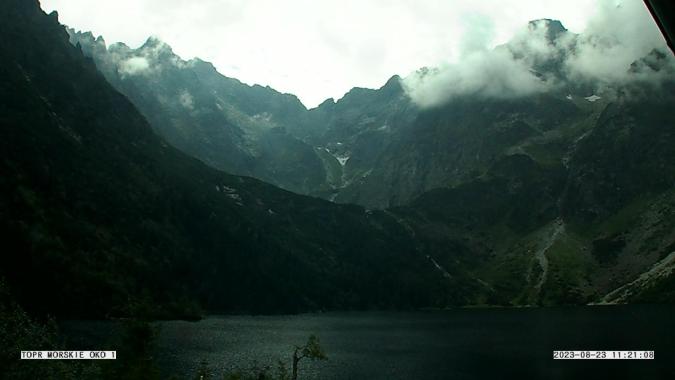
xmin=119 ymin=56 xmax=150 ymax=76
xmin=403 ymin=0 xmax=672 ymax=108
xmin=403 ymin=18 xmax=571 ymax=108
xmin=47 ymin=0 xmax=670 ymax=108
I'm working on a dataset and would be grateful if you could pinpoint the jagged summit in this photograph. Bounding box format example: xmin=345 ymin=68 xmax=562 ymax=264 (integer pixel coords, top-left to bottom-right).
xmin=528 ymin=18 xmax=568 ymax=42
xmin=629 ymin=48 xmax=673 ymax=73
xmin=316 ymin=97 xmax=336 ymax=108
xmin=139 ymin=35 xmax=175 ymax=57
xmin=141 ymin=35 xmax=165 ymax=48
xmin=334 ymin=75 xmax=404 ymax=105
xmin=3 ymin=0 xmax=455 ymax=318
xmin=3 ymin=0 xmax=675 ymax=323
xmin=381 ymin=74 xmax=404 ymax=93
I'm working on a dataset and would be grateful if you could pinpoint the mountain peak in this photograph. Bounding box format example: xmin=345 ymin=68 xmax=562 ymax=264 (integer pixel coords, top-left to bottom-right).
xmin=139 ymin=36 xmax=177 ymax=60
xmin=527 ymin=19 xmax=567 ymax=42
xmin=144 ymin=35 xmax=162 ymax=45
xmin=382 ymin=75 xmax=403 ymax=91
xmin=109 ymin=41 xmax=131 ymax=52
xmin=142 ymin=36 xmax=169 ymax=50
xmin=315 ymin=97 xmax=336 ymax=110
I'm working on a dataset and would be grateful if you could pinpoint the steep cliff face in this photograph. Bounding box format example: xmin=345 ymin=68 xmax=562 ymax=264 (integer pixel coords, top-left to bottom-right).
xmin=67 ymin=14 xmax=675 ymax=307
xmin=391 ymin=87 xmax=675 ymax=306
xmin=68 ymin=30 xmax=328 ymax=195
xmin=0 ymin=0 xmax=463 ymax=317
xmin=64 ymin=22 xmax=594 ymax=208
xmin=3 ymin=0 xmax=673 ymax=319
xmin=68 ymin=19 xmax=675 ymax=214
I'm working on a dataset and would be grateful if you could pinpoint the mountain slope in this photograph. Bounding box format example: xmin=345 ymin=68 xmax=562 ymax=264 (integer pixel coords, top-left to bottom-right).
xmin=68 ymin=31 xmax=329 ymax=195
xmin=68 ymin=20 xmax=675 ymax=216
xmin=0 ymin=0 xmax=459 ymax=318
xmin=390 ymin=86 xmax=675 ymax=306
xmin=2 ymin=0 xmax=673 ymax=320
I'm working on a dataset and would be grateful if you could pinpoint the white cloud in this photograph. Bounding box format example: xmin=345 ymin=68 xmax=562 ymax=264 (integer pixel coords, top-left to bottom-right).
xmin=178 ymin=89 xmax=194 ymax=110
xmin=403 ymin=48 xmax=550 ymax=108
xmin=41 ymin=0 xmax=662 ymax=108
xmin=564 ymin=0 xmax=669 ymax=84
xmin=402 ymin=0 xmax=671 ymax=107
xmin=118 ymin=56 xmax=150 ymax=76
xmin=402 ymin=19 xmax=571 ymax=107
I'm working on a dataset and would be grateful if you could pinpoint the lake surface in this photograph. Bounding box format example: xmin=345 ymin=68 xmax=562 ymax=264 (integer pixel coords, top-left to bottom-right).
xmin=64 ymin=305 xmax=675 ymax=379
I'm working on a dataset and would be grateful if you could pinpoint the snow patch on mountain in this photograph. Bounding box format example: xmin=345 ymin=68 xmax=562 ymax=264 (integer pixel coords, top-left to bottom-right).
xmin=336 ymin=155 xmax=350 ymax=166
xmin=322 ymin=147 xmax=350 ymax=167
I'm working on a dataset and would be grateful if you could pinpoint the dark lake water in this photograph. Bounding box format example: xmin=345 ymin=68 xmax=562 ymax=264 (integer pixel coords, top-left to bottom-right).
xmin=63 ymin=305 xmax=675 ymax=379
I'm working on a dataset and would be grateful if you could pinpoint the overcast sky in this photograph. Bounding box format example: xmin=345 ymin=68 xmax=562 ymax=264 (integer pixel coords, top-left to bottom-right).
xmin=41 ymin=0 xmax=654 ymax=108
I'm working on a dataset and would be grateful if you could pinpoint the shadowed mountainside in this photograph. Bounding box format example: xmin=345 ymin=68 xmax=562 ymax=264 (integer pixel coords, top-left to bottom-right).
xmin=0 ymin=0 xmax=467 ymax=318
xmin=1 ymin=0 xmax=673 ymax=321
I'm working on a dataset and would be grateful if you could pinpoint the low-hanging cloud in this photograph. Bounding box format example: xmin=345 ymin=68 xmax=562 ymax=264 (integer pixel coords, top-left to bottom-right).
xmin=42 ymin=0 xmax=605 ymax=108
xmin=118 ymin=56 xmax=150 ymax=76
xmin=403 ymin=0 xmax=672 ymax=108
xmin=564 ymin=0 xmax=670 ymax=84
xmin=403 ymin=19 xmax=567 ymax=108
xmin=70 ymin=31 xmax=190 ymax=79
xmin=46 ymin=0 xmax=672 ymax=107
xmin=403 ymin=48 xmax=550 ymax=108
